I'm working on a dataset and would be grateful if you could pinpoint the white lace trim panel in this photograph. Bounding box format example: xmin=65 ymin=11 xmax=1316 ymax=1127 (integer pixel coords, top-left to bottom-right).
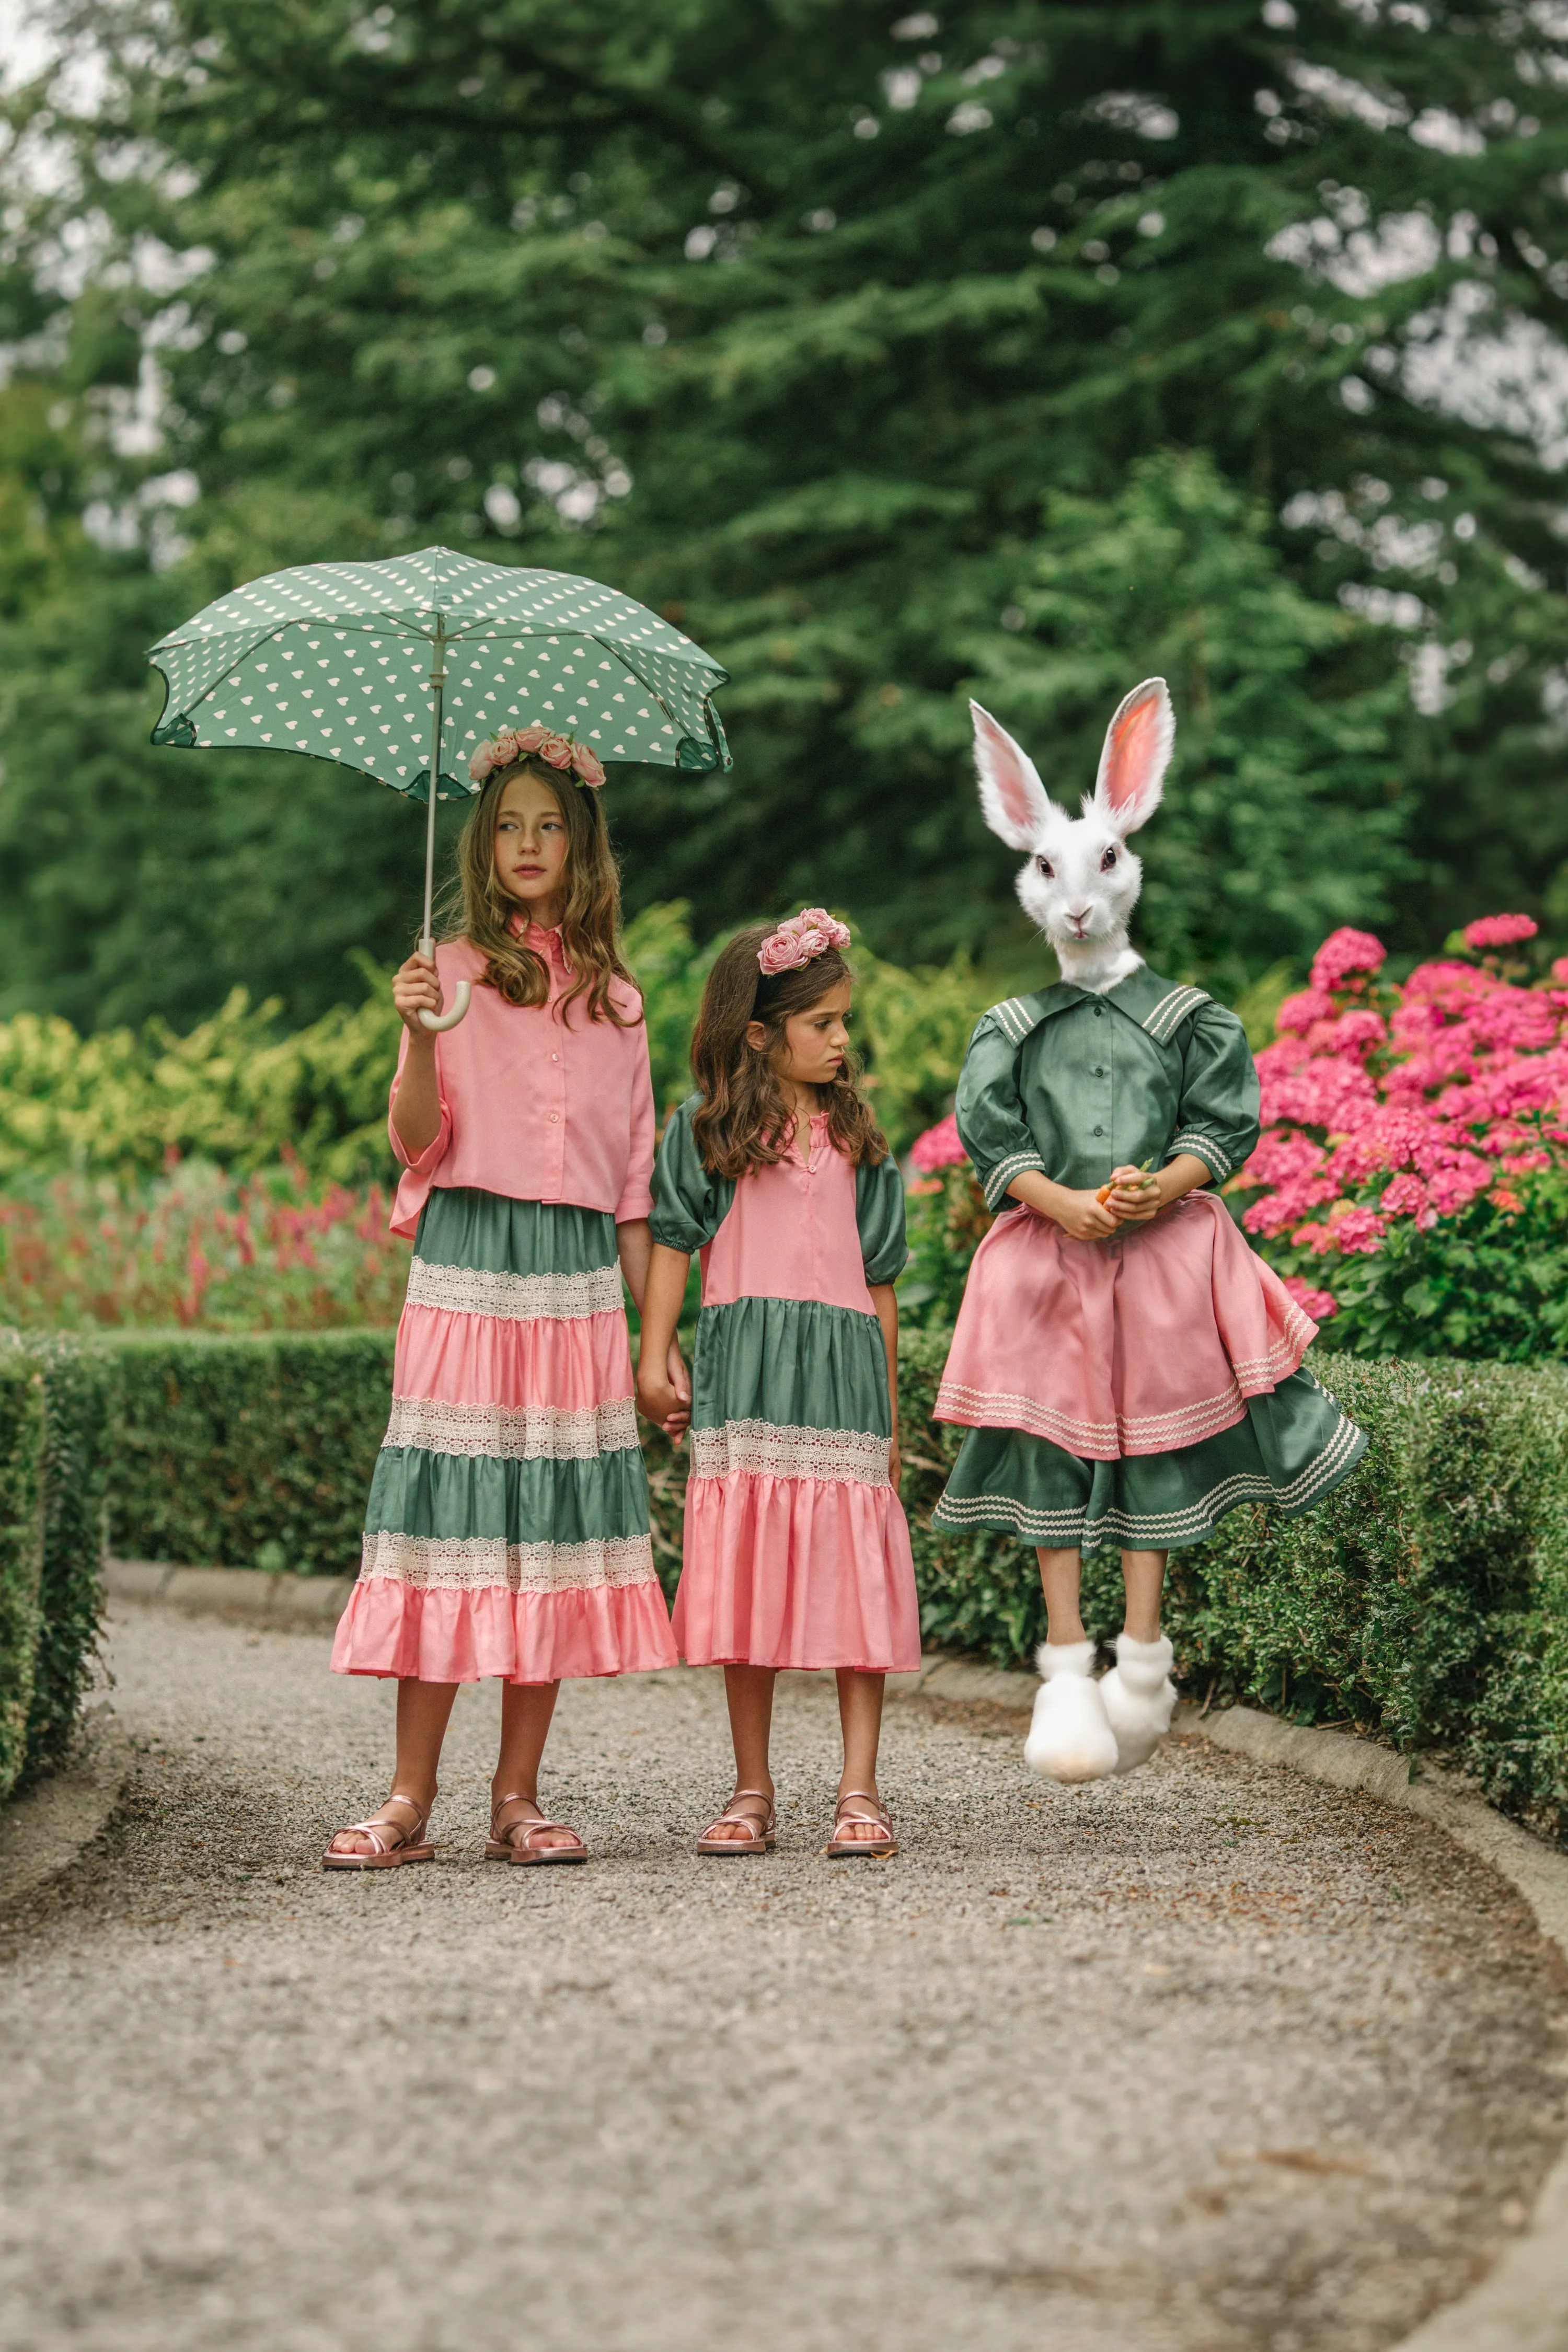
xmin=688 ymin=1419 xmax=892 ymax=1487
xmin=383 ymin=1395 xmax=639 ymax=1460
xmin=404 ymin=1256 xmax=623 ymax=1323
xmin=359 ymin=1531 xmax=658 ymax=1593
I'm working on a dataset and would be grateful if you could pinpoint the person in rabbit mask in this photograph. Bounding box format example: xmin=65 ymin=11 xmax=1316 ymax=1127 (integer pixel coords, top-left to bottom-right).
xmin=933 ymin=680 xmax=1367 ymax=1785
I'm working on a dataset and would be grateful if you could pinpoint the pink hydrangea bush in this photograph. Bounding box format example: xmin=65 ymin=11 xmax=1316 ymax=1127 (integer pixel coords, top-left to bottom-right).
xmin=1237 ymin=916 xmax=1568 ymax=1357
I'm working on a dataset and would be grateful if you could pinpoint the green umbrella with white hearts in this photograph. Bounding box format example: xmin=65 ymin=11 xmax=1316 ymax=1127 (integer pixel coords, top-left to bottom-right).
xmin=147 ymin=544 xmax=730 ymax=1032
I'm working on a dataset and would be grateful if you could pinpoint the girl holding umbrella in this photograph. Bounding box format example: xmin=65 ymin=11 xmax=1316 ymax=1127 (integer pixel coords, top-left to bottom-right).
xmin=324 ymin=725 xmax=682 ymax=1866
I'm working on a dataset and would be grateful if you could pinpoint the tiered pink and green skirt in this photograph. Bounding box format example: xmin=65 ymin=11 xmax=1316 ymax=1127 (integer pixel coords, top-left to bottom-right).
xmin=331 ymin=1187 xmax=676 ymax=1684
xmin=674 ymin=1296 xmax=921 ymax=1673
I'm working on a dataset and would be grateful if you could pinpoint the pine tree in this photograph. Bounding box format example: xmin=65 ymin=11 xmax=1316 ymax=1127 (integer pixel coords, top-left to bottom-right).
xmin=3 ymin=0 xmax=1567 ymax=1021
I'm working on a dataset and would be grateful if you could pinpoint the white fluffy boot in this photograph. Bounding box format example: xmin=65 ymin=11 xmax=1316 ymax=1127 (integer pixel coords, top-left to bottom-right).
xmin=1099 ymin=1632 xmax=1178 ymax=1775
xmin=1023 ymin=1641 xmax=1119 ymax=1785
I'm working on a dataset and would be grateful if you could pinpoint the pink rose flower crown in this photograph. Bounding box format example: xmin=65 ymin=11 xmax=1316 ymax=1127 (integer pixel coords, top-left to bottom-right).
xmin=468 ymin=723 xmax=607 ymax=790
xmin=756 ymin=908 xmax=853 ymax=976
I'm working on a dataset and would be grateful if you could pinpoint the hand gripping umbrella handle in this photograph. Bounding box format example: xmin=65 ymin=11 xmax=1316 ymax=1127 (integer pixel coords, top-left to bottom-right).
xmin=416 ymin=932 xmax=471 ymax=1033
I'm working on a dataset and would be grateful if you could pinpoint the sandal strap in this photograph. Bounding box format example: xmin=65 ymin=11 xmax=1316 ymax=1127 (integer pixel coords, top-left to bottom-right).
xmin=491 ymin=1796 xmax=583 ymax=1848
xmin=701 ymin=1790 xmax=776 ymax=1840
xmin=834 ymin=1792 xmax=892 ymax=1828
xmin=331 ymin=1793 xmax=429 ymax=1854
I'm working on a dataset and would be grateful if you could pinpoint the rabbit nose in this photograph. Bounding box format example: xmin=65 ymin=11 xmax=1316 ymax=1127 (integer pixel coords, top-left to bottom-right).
xmin=1067 ymin=907 xmax=1092 ymax=930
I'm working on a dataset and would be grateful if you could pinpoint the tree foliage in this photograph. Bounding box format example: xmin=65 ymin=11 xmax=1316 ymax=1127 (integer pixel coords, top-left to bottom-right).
xmin=3 ymin=1 xmax=1568 ymax=1025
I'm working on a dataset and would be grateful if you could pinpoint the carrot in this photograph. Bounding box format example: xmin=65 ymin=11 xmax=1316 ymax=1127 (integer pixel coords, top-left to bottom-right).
xmin=1097 ymin=1156 xmax=1156 ymax=1206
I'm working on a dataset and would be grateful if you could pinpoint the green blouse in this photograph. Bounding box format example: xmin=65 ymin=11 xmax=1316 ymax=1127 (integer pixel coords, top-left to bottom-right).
xmin=955 ymin=966 xmax=1261 ymax=1213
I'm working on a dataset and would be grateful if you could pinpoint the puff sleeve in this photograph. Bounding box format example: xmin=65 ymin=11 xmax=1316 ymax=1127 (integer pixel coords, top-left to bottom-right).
xmin=855 ymin=1155 xmax=908 ymax=1286
xmin=954 ymin=1013 xmax=1047 ymax=1212
xmin=649 ymin=1098 xmax=735 ymax=1252
xmin=1168 ymin=1002 xmax=1261 ymax=1185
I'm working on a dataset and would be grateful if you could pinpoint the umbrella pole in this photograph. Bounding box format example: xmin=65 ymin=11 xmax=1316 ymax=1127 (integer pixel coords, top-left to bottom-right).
xmin=417 ymin=613 xmax=471 ymax=1032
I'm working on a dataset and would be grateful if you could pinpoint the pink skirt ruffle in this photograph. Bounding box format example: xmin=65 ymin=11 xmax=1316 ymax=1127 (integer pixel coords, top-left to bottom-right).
xmin=935 ymin=1191 xmax=1317 ymax=1460
xmin=396 ymin=1301 xmax=635 ymax=1409
xmin=331 ymin=1573 xmax=677 ymax=1685
xmin=674 ymin=1473 xmax=921 ymax=1673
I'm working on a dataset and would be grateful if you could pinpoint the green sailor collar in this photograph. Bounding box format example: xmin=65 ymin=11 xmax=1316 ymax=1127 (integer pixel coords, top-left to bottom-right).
xmin=984 ymin=964 xmax=1211 ymax=1051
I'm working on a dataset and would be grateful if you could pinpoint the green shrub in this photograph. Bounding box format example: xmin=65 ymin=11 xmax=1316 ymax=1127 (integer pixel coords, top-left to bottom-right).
xmin=897 ymin=1334 xmax=1568 ymax=1844
xmin=0 ymin=1332 xmax=114 ymax=1800
xmin=0 ymin=1342 xmax=45 ymax=1801
xmin=110 ymin=1330 xmax=396 ymax=1576
xmin=23 ymin=1337 xmax=117 ymax=1784
xmin=50 ymin=1321 xmax=1568 ymax=1844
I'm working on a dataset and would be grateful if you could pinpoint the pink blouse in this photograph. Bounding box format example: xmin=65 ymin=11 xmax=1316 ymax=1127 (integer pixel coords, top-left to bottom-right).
xmin=701 ymin=1114 xmax=877 ymax=1314
xmin=387 ymin=925 xmax=655 ymax=1237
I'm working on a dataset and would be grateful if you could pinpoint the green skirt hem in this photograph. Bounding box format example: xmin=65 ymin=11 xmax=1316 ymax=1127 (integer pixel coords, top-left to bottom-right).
xmin=932 ymin=1369 xmax=1367 ymax=1551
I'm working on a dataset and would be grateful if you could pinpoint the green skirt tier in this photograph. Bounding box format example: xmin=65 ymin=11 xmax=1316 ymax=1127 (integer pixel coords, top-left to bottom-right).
xmin=932 ymin=1368 xmax=1366 ymax=1552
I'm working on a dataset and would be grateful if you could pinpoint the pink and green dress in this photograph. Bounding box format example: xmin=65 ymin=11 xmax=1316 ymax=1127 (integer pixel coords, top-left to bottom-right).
xmin=651 ymin=1103 xmax=920 ymax=1673
xmin=933 ymin=967 xmax=1367 ymax=1551
xmin=330 ymin=924 xmax=677 ymax=1685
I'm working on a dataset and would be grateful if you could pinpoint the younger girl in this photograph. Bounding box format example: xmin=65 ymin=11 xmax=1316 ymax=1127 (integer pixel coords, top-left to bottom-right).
xmin=325 ymin=727 xmax=680 ymax=1867
xmin=636 ymin=912 xmax=918 ymax=1858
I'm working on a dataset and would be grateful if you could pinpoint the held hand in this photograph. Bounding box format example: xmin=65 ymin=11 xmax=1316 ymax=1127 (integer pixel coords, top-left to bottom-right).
xmin=1051 ymin=1188 xmax=1125 ymax=1243
xmin=662 ymin=1340 xmax=692 ymax=1437
xmin=392 ymin=951 xmax=443 ymax=1037
xmin=889 ymin=1433 xmax=902 ymax=1491
xmin=636 ymin=1370 xmax=688 ymax=1443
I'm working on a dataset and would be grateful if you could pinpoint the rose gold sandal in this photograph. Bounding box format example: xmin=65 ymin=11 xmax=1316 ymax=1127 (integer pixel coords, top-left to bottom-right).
xmin=322 ymin=1792 xmax=436 ymax=1870
xmin=485 ymin=1792 xmax=589 ymax=1866
xmin=696 ymin=1789 xmax=776 ymax=1855
xmin=826 ymin=1790 xmax=897 ymax=1859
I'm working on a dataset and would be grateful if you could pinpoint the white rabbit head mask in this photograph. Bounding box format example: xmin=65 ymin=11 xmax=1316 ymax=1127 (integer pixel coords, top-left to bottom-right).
xmin=971 ymin=677 xmax=1175 ymax=994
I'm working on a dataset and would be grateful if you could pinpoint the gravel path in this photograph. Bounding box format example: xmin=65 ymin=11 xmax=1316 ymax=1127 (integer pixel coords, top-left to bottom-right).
xmin=1 ymin=1604 xmax=1564 ymax=2352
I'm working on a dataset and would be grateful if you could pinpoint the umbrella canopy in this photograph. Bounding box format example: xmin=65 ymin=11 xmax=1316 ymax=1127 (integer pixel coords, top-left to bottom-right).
xmin=147 ymin=546 xmax=730 ymax=1032
xmin=147 ymin=545 xmax=730 ymax=798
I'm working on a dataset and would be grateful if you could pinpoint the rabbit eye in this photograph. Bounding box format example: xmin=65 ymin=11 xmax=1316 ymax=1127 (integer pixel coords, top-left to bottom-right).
xmin=1100 ymin=846 xmax=1118 ymax=871
xmin=1035 ymin=855 xmax=1054 ymax=879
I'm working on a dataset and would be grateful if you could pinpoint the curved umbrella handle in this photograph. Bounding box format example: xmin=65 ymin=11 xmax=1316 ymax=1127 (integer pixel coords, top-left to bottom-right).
xmin=419 ymin=982 xmax=471 ymax=1033
xmin=416 ymin=983 xmax=465 ymax=1040
xmin=414 ymin=932 xmax=471 ymax=1031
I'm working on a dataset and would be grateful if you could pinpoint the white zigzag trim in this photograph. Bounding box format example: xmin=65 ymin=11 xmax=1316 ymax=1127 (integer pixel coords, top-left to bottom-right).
xmin=934 ymin=1376 xmax=1252 ymax=1456
xmin=1170 ymin=1128 xmax=1233 ymax=1181
xmin=688 ymin=1419 xmax=891 ymax=1486
xmin=988 ymin=997 xmax=1036 ymax=1045
xmin=358 ymin=1531 xmax=658 ymax=1593
xmin=931 ymin=1414 xmax=1365 ymax=1544
xmin=405 ymin=1257 xmax=623 ymax=1322
xmin=1143 ymin=986 xmax=1208 ymax=1043
xmin=383 ymin=1396 xmax=639 ymax=1460
xmin=981 ymin=1150 xmax=1046 ymax=1210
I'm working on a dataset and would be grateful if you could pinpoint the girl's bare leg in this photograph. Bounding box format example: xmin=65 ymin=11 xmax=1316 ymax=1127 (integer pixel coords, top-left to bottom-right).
xmin=493 ymin=1679 xmax=581 ymax=1850
xmin=1035 ymin=1547 xmax=1087 ymax=1644
xmin=834 ymin=1668 xmax=887 ymax=1842
xmin=704 ymin=1664 xmax=778 ymax=1843
xmin=328 ymin=1676 xmax=457 ymax=1855
xmin=1121 ymin=1549 xmax=1168 ymax=1641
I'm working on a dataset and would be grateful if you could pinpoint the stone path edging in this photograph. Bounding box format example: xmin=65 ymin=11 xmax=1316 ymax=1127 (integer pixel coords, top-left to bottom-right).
xmin=0 ymin=1714 xmax=130 ymax=1916
xmin=96 ymin=1568 xmax=1568 ymax=2348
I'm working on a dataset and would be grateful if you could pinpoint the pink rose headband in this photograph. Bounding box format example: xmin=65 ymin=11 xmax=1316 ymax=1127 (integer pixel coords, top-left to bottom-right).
xmin=469 ymin=723 xmax=607 ymax=789
xmin=757 ymin=907 xmax=852 ymax=976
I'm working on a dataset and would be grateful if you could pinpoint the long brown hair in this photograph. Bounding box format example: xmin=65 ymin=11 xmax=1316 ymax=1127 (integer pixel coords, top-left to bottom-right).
xmin=690 ymin=924 xmax=889 ymax=1179
xmin=438 ymin=756 xmax=638 ymax=1025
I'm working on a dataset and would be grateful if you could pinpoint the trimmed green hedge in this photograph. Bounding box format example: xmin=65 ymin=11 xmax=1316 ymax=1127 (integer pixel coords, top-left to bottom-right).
xmin=111 ymin=1331 xmax=396 ymax=1576
xmin=11 ymin=1324 xmax=1567 ymax=1846
xmin=0 ymin=1334 xmax=113 ymax=1801
xmin=895 ymin=1332 xmax=1568 ymax=1845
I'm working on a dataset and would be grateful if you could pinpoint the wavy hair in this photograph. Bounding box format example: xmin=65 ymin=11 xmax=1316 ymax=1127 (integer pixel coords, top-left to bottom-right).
xmin=438 ymin=756 xmax=638 ymax=1025
xmin=690 ymin=924 xmax=888 ymax=1179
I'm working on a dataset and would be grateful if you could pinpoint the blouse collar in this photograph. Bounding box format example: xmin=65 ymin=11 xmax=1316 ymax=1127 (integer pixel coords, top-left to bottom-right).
xmin=510 ymin=913 xmax=569 ymax=971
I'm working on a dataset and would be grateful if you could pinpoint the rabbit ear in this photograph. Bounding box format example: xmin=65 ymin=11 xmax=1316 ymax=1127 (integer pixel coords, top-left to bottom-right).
xmin=971 ymin=701 xmax=1054 ymax=849
xmin=1094 ymin=677 xmax=1174 ymax=835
